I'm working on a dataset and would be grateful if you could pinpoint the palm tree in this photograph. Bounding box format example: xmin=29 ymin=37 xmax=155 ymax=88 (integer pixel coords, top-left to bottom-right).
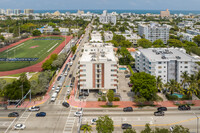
xmin=181 ymin=71 xmax=189 ymax=89
xmin=156 ymin=76 xmax=163 ymax=92
xmin=186 ymin=74 xmax=199 ymax=97
xmin=80 ymin=123 xmax=92 ymax=133
xmin=166 ymin=79 xmax=177 ymax=94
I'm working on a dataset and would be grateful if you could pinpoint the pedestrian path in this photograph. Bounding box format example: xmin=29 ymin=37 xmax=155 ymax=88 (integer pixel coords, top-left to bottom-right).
xmin=63 ymin=107 xmax=78 ymax=133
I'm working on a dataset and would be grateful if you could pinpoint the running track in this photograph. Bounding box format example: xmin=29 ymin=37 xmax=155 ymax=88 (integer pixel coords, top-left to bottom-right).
xmin=0 ymin=35 xmax=72 ymax=76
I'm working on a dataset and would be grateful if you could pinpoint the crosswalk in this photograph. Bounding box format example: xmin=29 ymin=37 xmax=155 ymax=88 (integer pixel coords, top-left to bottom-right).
xmin=0 ymin=121 xmax=12 ymax=127
xmin=63 ymin=107 xmax=78 ymax=133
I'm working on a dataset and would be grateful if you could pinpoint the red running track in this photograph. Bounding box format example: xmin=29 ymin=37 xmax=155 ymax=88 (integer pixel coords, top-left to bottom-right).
xmin=0 ymin=35 xmax=72 ymax=76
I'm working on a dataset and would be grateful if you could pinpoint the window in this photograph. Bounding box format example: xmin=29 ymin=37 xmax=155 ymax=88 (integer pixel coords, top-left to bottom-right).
xmin=158 ymin=66 xmax=162 ymax=69
xmin=184 ymin=66 xmax=188 ymax=68
xmin=158 ymin=62 xmax=162 ymax=64
xmin=164 ymin=66 xmax=166 ymax=68
xmin=158 ymin=71 xmax=162 ymax=73
xmin=180 ymin=66 xmax=182 ymax=68
xmin=185 ymin=62 xmax=188 ymax=64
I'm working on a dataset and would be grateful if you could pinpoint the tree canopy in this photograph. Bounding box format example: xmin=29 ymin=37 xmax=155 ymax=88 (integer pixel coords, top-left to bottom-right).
xmin=167 ymin=39 xmax=183 ymax=48
xmin=193 ymin=35 xmax=200 ymax=46
xmin=96 ymin=115 xmax=114 ymax=133
xmin=153 ymin=39 xmax=165 ymax=48
xmin=32 ymin=30 xmax=41 ymax=36
xmin=138 ymin=39 xmax=152 ymax=48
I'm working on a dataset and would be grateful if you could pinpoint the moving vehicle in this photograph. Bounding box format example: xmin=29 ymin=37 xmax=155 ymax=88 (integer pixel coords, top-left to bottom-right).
xmin=8 ymin=112 xmax=19 ymax=117
xmin=28 ymin=106 xmax=40 ymax=111
xmin=70 ymin=83 xmax=74 ymax=87
xmin=52 ymin=85 xmax=55 ymax=90
xmin=157 ymin=107 xmax=167 ymax=111
xmin=121 ymin=123 xmax=132 ymax=129
xmin=14 ymin=124 xmax=26 ymax=130
xmin=178 ymin=105 xmax=191 ymax=110
xmin=36 ymin=112 xmax=46 ymax=117
xmin=69 ymin=61 xmax=73 ymax=66
xmin=67 ymin=67 xmax=70 ymax=72
xmin=55 ymin=87 xmax=60 ymax=93
xmin=154 ymin=111 xmax=164 ymax=116
xmin=123 ymin=107 xmax=133 ymax=112
xmin=128 ymin=82 xmax=133 ymax=87
xmin=91 ymin=118 xmax=97 ymax=125
xmin=73 ymin=54 xmax=76 ymax=60
xmin=69 ymin=74 xmax=72 ymax=78
xmin=62 ymin=102 xmax=70 ymax=108
xmin=51 ymin=93 xmax=57 ymax=102
xmin=64 ymin=71 xmax=68 ymax=76
xmin=74 ymin=111 xmax=83 ymax=117
xmin=57 ymin=76 xmax=61 ymax=81
xmin=71 ymin=77 xmax=75 ymax=83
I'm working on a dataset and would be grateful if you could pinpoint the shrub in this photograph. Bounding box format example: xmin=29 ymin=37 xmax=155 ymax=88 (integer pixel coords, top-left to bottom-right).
xmin=181 ymin=95 xmax=192 ymax=100
xmin=101 ymin=96 xmax=106 ymax=101
xmin=98 ymin=98 xmax=101 ymax=101
xmin=166 ymin=93 xmax=178 ymax=101
xmin=113 ymin=97 xmax=120 ymax=101
xmin=67 ymin=94 xmax=70 ymax=99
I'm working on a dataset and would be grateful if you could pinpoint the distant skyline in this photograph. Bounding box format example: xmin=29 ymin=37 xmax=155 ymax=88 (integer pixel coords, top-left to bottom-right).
xmin=0 ymin=0 xmax=200 ymax=10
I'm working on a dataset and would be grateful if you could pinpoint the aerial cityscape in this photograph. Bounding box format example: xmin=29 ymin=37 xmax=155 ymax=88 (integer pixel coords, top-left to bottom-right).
xmin=0 ymin=0 xmax=200 ymax=133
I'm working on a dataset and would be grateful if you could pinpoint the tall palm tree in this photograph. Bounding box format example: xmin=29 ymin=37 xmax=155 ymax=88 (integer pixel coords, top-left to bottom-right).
xmin=181 ymin=71 xmax=189 ymax=89
xmin=186 ymin=74 xmax=199 ymax=97
xmin=166 ymin=79 xmax=177 ymax=94
xmin=156 ymin=76 xmax=163 ymax=92
xmin=80 ymin=123 xmax=92 ymax=133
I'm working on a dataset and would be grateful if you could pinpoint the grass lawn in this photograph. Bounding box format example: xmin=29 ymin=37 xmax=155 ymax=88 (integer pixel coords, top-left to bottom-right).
xmin=100 ymin=105 xmax=119 ymax=108
xmin=0 ymin=78 xmax=16 ymax=84
xmin=0 ymin=36 xmax=64 ymax=71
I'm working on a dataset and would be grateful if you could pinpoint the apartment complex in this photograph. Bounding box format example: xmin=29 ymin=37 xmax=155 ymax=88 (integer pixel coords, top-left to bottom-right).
xmin=138 ymin=23 xmax=171 ymax=44
xmin=160 ymin=9 xmax=170 ymax=18
xmin=135 ymin=48 xmax=200 ymax=83
xmin=99 ymin=10 xmax=117 ymax=25
xmin=78 ymin=43 xmax=118 ymax=92
xmin=6 ymin=9 xmax=13 ymax=15
xmin=90 ymin=31 xmax=103 ymax=42
xmin=186 ymin=29 xmax=200 ymax=35
xmin=14 ymin=9 xmax=21 ymax=15
xmin=177 ymin=32 xmax=195 ymax=42
xmin=24 ymin=9 xmax=34 ymax=14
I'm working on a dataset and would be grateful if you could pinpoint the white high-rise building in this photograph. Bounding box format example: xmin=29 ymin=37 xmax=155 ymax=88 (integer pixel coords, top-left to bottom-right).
xmin=99 ymin=10 xmax=116 ymax=25
xmin=14 ymin=9 xmax=21 ymax=15
xmin=24 ymin=9 xmax=34 ymax=14
xmin=78 ymin=43 xmax=118 ymax=92
xmin=135 ymin=48 xmax=200 ymax=84
xmin=6 ymin=9 xmax=13 ymax=15
xmin=138 ymin=23 xmax=171 ymax=44
xmin=0 ymin=9 xmax=5 ymax=14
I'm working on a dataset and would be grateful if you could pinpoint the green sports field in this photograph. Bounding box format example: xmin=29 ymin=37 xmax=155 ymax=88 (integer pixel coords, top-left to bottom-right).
xmin=0 ymin=36 xmax=65 ymax=71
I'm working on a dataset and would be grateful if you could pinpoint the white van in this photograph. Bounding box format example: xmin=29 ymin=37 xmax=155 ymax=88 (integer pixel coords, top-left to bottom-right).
xmin=51 ymin=93 xmax=57 ymax=102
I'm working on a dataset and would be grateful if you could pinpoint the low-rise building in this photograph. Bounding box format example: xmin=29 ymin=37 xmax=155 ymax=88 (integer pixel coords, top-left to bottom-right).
xmin=186 ymin=29 xmax=200 ymax=35
xmin=0 ymin=32 xmax=13 ymax=39
xmin=78 ymin=43 xmax=118 ymax=92
xmin=24 ymin=9 xmax=34 ymax=15
xmin=90 ymin=31 xmax=102 ymax=43
xmin=160 ymin=9 xmax=170 ymax=18
xmin=177 ymin=32 xmax=195 ymax=42
xmin=104 ymin=31 xmax=113 ymax=42
xmin=135 ymin=48 xmax=200 ymax=83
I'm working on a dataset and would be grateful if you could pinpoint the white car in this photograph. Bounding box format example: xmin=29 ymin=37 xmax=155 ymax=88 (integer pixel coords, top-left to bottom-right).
xmin=74 ymin=111 xmax=83 ymax=117
xmin=14 ymin=124 xmax=26 ymax=130
xmin=170 ymin=127 xmax=174 ymax=132
xmin=52 ymin=85 xmax=55 ymax=90
xmin=28 ymin=106 xmax=40 ymax=111
xmin=91 ymin=118 xmax=97 ymax=125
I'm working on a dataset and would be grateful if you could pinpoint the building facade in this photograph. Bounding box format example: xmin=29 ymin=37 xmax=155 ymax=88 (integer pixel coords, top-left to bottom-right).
xmin=138 ymin=23 xmax=171 ymax=44
xmin=78 ymin=43 xmax=118 ymax=92
xmin=135 ymin=48 xmax=200 ymax=83
xmin=99 ymin=10 xmax=117 ymax=25
xmin=6 ymin=9 xmax=13 ymax=15
xmin=160 ymin=9 xmax=170 ymax=18
xmin=24 ymin=9 xmax=34 ymax=14
xmin=177 ymin=32 xmax=195 ymax=42
xmin=14 ymin=9 xmax=21 ymax=15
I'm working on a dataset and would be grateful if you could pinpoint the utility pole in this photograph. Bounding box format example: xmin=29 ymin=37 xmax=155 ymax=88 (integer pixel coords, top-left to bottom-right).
xmin=193 ymin=112 xmax=199 ymax=133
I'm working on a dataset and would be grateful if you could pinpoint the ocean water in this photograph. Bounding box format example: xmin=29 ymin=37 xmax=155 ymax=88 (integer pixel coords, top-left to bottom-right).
xmin=34 ymin=10 xmax=200 ymax=15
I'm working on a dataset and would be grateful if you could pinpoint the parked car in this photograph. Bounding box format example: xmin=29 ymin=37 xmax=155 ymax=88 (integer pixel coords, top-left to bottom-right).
xmin=62 ymin=102 xmax=70 ymax=108
xmin=125 ymin=75 xmax=131 ymax=78
xmin=128 ymin=82 xmax=133 ymax=87
xmin=121 ymin=123 xmax=132 ymax=129
xmin=71 ymin=77 xmax=75 ymax=83
xmin=79 ymin=92 xmax=89 ymax=96
xmin=69 ymin=74 xmax=72 ymax=78
xmin=154 ymin=111 xmax=164 ymax=116
xmin=74 ymin=111 xmax=83 ymax=117
xmin=178 ymin=105 xmax=191 ymax=110
xmin=55 ymin=87 xmax=60 ymax=93
xmin=52 ymin=85 xmax=55 ymax=90
xmin=70 ymin=83 xmax=74 ymax=87
xmin=8 ymin=112 xmax=19 ymax=117
xmin=36 ymin=112 xmax=46 ymax=117
xmin=57 ymin=76 xmax=61 ymax=81
xmin=28 ymin=106 xmax=40 ymax=111
xmin=51 ymin=93 xmax=57 ymax=102
xmin=123 ymin=107 xmax=133 ymax=112
xmin=91 ymin=118 xmax=97 ymax=125
xmin=157 ymin=107 xmax=167 ymax=111
xmin=67 ymin=68 xmax=70 ymax=72
xmin=14 ymin=124 xmax=26 ymax=130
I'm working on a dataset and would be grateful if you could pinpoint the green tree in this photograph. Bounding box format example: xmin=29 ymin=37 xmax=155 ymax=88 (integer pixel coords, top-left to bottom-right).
xmin=71 ymin=45 xmax=77 ymax=54
xmin=32 ymin=30 xmax=41 ymax=36
xmin=172 ymin=125 xmax=189 ymax=133
xmin=50 ymin=53 xmax=58 ymax=60
xmin=119 ymin=40 xmax=132 ymax=48
xmin=167 ymin=39 xmax=183 ymax=48
xmin=123 ymin=129 xmax=136 ymax=133
xmin=96 ymin=115 xmax=114 ymax=133
xmin=130 ymin=72 xmax=157 ymax=101
xmin=138 ymin=39 xmax=152 ymax=48
xmin=153 ymin=39 xmax=165 ymax=47
xmin=156 ymin=76 xmax=163 ymax=92
xmin=181 ymin=71 xmax=189 ymax=89
xmin=0 ymin=35 xmax=5 ymax=41
xmin=48 ymin=22 xmax=56 ymax=28
xmin=80 ymin=123 xmax=92 ymax=133
xmin=165 ymin=79 xmax=178 ymax=95
xmin=42 ymin=59 xmax=53 ymax=70
xmin=53 ymin=28 xmax=60 ymax=32
xmin=107 ymin=90 xmax=114 ymax=104
xmin=112 ymin=34 xmax=126 ymax=44
xmin=141 ymin=124 xmax=152 ymax=133
xmin=154 ymin=128 xmax=169 ymax=133
xmin=193 ymin=35 xmax=200 ymax=46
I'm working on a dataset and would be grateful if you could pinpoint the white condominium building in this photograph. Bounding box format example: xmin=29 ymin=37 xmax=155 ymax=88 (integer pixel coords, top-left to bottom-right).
xmin=78 ymin=43 xmax=118 ymax=92
xmin=14 ymin=9 xmax=21 ymax=15
xmin=177 ymin=32 xmax=195 ymax=42
xmin=24 ymin=9 xmax=34 ymax=14
xmin=6 ymin=9 xmax=13 ymax=15
xmin=90 ymin=31 xmax=103 ymax=43
xmin=0 ymin=9 xmax=5 ymax=14
xmin=135 ymin=48 xmax=200 ymax=84
xmin=138 ymin=23 xmax=171 ymax=44
xmin=99 ymin=10 xmax=117 ymax=25
xmin=186 ymin=29 xmax=200 ymax=35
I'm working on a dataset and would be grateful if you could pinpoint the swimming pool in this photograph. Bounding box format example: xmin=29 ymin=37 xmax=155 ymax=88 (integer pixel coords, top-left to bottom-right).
xmin=119 ymin=68 xmax=127 ymax=70
xmin=172 ymin=93 xmax=183 ymax=98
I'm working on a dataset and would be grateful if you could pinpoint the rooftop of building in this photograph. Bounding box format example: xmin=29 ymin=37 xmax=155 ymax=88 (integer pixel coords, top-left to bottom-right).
xmin=80 ymin=43 xmax=117 ymax=62
xmin=137 ymin=48 xmax=199 ymax=62
xmin=139 ymin=23 xmax=171 ymax=28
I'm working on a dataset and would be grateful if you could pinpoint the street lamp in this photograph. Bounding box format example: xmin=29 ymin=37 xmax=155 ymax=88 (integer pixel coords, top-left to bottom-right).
xmin=193 ymin=112 xmax=199 ymax=133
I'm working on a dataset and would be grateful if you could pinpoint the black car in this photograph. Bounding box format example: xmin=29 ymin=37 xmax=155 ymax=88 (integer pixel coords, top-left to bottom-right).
xmin=71 ymin=77 xmax=75 ymax=83
xmin=154 ymin=111 xmax=164 ymax=116
xmin=69 ymin=74 xmax=72 ymax=78
xmin=8 ymin=112 xmax=19 ymax=117
xmin=178 ymin=105 xmax=191 ymax=110
xmin=121 ymin=123 xmax=132 ymax=129
xmin=79 ymin=92 xmax=89 ymax=96
xmin=57 ymin=76 xmax=61 ymax=81
xmin=125 ymin=75 xmax=131 ymax=78
xmin=36 ymin=112 xmax=46 ymax=117
xmin=62 ymin=102 xmax=70 ymax=108
xmin=67 ymin=68 xmax=70 ymax=72
xmin=157 ymin=107 xmax=167 ymax=111
xmin=123 ymin=107 xmax=133 ymax=112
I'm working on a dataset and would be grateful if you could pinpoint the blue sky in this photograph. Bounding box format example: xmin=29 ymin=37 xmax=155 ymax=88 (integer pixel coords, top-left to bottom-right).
xmin=0 ymin=0 xmax=200 ymax=10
